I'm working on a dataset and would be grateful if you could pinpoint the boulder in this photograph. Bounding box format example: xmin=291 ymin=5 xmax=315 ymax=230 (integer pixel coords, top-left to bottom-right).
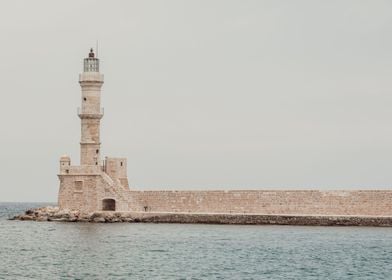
xmin=92 ymin=217 xmax=106 ymax=223
xmin=20 ymin=215 xmax=34 ymax=221
xmin=36 ymin=216 xmax=48 ymax=222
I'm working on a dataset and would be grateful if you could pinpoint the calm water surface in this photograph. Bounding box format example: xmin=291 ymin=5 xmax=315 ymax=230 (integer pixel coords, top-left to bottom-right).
xmin=1 ymin=202 xmax=392 ymax=279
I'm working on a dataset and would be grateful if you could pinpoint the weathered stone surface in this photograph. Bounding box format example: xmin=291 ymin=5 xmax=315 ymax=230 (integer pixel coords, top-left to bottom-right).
xmin=127 ymin=190 xmax=392 ymax=216
xmin=11 ymin=207 xmax=392 ymax=227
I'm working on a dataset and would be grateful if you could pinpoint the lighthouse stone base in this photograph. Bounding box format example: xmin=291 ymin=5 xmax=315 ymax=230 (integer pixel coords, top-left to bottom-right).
xmin=58 ymin=156 xmax=129 ymax=213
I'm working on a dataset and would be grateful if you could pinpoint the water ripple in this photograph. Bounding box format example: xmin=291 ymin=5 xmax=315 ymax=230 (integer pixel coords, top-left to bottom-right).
xmin=1 ymin=203 xmax=392 ymax=279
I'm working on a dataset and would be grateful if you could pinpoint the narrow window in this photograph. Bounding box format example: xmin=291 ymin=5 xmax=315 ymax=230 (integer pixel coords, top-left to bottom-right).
xmin=83 ymin=97 xmax=87 ymax=101
xmin=120 ymin=162 xmax=123 ymax=166
xmin=96 ymin=162 xmax=98 ymax=165
xmin=66 ymin=169 xmax=69 ymax=174
xmin=96 ymin=149 xmax=99 ymax=154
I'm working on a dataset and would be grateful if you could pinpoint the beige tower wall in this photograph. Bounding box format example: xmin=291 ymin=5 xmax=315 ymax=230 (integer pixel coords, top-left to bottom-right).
xmin=80 ymin=143 xmax=101 ymax=166
xmin=58 ymin=175 xmax=101 ymax=213
xmin=80 ymin=117 xmax=101 ymax=165
xmin=105 ymin=158 xmax=127 ymax=178
xmin=79 ymin=72 xmax=104 ymax=166
xmin=80 ymin=118 xmax=101 ymax=142
xmin=81 ymin=85 xmax=102 ymax=112
xmin=104 ymin=157 xmax=129 ymax=188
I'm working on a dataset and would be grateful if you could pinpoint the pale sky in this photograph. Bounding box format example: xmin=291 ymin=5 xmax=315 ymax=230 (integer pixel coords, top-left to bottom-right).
xmin=1 ymin=1 xmax=392 ymax=202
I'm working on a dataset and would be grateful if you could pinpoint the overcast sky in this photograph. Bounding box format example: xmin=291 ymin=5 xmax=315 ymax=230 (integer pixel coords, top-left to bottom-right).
xmin=1 ymin=1 xmax=392 ymax=202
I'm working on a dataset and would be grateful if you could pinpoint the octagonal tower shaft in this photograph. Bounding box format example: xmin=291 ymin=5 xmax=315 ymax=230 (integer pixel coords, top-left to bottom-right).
xmin=78 ymin=49 xmax=104 ymax=166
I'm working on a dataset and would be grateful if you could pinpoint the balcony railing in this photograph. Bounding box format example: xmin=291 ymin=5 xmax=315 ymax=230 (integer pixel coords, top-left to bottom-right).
xmin=77 ymin=107 xmax=104 ymax=116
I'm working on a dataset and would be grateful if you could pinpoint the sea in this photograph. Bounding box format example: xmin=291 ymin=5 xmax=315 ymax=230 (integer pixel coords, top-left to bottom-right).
xmin=0 ymin=203 xmax=392 ymax=280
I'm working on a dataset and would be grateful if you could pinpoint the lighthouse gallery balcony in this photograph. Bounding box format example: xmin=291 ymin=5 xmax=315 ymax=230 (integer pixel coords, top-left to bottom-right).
xmin=77 ymin=107 xmax=104 ymax=119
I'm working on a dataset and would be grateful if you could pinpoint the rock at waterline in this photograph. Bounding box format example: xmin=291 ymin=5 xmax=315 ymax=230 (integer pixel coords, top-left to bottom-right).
xmin=11 ymin=206 xmax=136 ymax=223
xmin=10 ymin=206 xmax=392 ymax=226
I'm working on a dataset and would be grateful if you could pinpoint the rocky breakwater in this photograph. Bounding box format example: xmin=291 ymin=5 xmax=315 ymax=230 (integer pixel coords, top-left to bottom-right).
xmin=10 ymin=207 xmax=392 ymax=226
xmin=11 ymin=207 xmax=136 ymax=223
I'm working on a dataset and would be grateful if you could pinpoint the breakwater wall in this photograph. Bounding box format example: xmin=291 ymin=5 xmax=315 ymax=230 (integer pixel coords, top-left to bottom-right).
xmin=128 ymin=190 xmax=392 ymax=216
xmin=13 ymin=208 xmax=392 ymax=226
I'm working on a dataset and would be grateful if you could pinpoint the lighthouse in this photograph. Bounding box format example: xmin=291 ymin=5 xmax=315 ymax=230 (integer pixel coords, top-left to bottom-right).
xmin=58 ymin=49 xmax=129 ymax=213
xmin=78 ymin=48 xmax=104 ymax=166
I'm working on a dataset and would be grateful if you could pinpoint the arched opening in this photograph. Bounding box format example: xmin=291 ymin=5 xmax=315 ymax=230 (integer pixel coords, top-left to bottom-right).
xmin=102 ymin=199 xmax=116 ymax=211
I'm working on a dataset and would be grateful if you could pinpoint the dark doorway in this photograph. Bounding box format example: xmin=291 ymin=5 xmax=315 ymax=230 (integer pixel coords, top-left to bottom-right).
xmin=102 ymin=199 xmax=116 ymax=211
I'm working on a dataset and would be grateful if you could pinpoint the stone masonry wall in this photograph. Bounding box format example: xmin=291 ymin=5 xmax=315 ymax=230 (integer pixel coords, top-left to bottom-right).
xmin=128 ymin=190 xmax=392 ymax=216
xmin=58 ymin=175 xmax=101 ymax=213
xmin=58 ymin=171 xmax=129 ymax=213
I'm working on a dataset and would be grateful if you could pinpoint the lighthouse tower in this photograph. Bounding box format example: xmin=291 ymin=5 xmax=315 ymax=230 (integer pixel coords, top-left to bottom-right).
xmin=58 ymin=49 xmax=129 ymax=213
xmin=78 ymin=48 xmax=104 ymax=166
